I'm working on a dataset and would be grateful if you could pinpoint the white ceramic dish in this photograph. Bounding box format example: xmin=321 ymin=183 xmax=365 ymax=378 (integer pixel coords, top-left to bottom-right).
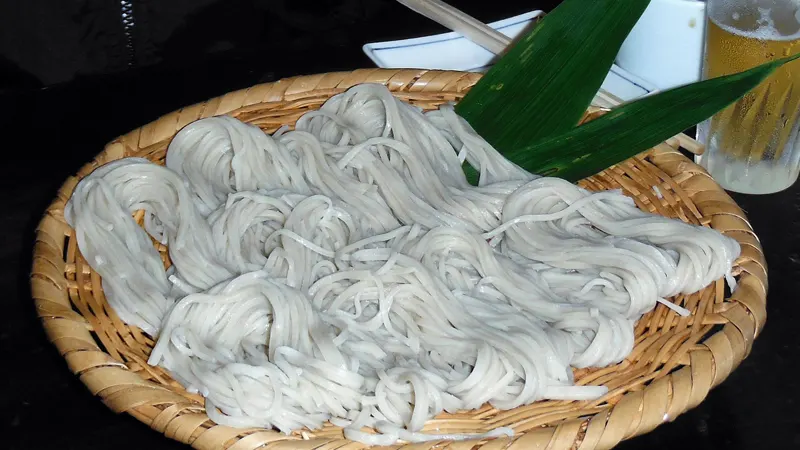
xmin=362 ymin=11 xmax=658 ymax=102
xmin=617 ymin=0 xmax=706 ymax=90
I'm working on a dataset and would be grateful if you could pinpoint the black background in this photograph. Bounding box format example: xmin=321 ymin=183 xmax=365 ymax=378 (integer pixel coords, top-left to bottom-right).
xmin=2 ymin=1 xmax=799 ymax=449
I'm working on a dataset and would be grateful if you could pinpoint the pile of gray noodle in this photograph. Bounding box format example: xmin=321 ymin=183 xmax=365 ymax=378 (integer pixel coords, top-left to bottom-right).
xmin=65 ymin=83 xmax=740 ymax=445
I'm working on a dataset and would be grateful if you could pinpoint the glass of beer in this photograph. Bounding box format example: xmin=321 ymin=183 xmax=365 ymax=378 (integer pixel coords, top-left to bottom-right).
xmin=697 ymin=0 xmax=800 ymax=194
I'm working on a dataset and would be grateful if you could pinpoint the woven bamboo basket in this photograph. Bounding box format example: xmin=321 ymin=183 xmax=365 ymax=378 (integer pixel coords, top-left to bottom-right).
xmin=31 ymin=69 xmax=767 ymax=450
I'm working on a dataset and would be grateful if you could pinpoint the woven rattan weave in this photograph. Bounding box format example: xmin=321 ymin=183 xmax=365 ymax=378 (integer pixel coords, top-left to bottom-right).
xmin=31 ymin=69 xmax=767 ymax=450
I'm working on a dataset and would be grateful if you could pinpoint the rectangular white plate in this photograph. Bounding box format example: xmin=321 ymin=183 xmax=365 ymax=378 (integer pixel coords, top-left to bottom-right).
xmin=363 ymin=11 xmax=657 ymax=102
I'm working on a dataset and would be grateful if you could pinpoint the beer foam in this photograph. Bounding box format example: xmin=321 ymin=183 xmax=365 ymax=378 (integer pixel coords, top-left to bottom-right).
xmin=711 ymin=17 xmax=800 ymax=42
xmin=710 ymin=0 xmax=800 ymax=42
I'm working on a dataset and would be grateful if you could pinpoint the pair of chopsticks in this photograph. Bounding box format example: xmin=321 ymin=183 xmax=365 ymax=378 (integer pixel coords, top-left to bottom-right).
xmin=396 ymin=0 xmax=624 ymax=108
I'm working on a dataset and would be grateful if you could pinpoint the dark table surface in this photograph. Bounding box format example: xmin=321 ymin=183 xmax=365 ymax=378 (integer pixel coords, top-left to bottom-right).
xmin=2 ymin=1 xmax=800 ymax=449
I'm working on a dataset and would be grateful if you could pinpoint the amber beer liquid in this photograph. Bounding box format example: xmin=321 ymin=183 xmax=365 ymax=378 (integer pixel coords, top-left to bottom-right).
xmin=697 ymin=0 xmax=800 ymax=194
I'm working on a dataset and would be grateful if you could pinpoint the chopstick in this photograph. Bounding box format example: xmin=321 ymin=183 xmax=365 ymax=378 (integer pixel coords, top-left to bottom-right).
xmin=396 ymin=0 xmax=624 ymax=108
xmin=396 ymin=0 xmax=508 ymax=54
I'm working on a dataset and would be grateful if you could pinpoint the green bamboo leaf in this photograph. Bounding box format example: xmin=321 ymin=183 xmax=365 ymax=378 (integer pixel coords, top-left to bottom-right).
xmin=455 ymin=0 xmax=651 ymax=152
xmin=498 ymin=54 xmax=800 ymax=183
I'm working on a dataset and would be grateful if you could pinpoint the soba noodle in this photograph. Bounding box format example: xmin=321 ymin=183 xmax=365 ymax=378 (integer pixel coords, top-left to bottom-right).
xmin=64 ymin=83 xmax=740 ymax=445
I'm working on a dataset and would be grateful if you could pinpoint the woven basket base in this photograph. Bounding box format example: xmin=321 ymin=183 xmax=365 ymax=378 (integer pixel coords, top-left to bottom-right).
xmin=31 ymin=69 xmax=767 ymax=450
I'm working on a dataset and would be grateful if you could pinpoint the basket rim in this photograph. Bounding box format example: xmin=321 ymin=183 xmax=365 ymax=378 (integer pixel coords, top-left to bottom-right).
xmin=30 ymin=68 xmax=768 ymax=450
